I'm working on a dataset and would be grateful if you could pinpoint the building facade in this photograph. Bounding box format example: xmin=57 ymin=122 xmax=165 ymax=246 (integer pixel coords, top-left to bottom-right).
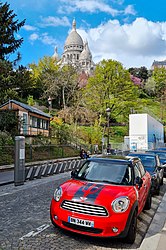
xmin=0 ymin=100 xmax=51 ymax=137
xmin=151 ymin=60 xmax=166 ymax=70
xmin=52 ymin=19 xmax=95 ymax=75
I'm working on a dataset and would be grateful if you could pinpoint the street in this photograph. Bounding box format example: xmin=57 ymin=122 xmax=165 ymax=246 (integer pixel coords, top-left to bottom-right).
xmin=0 ymin=172 xmax=166 ymax=250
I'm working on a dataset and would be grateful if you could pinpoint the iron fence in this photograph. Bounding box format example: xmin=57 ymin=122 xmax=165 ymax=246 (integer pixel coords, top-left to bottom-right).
xmin=0 ymin=144 xmax=80 ymax=166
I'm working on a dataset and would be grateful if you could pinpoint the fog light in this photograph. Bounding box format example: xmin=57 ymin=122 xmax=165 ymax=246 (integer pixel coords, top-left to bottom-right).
xmin=112 ymin=227 xmax=118 ymax=233
xmin=54 ymin=215 xmax=58 ymax=220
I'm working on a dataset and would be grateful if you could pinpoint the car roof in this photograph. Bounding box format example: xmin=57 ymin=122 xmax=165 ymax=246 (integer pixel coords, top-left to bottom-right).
xmin=88 ymin=157 xmax=139 ymax=166
xmin=146 ymin=150 xmax=166 ymax=153
xmin=128 ymin=152 xmax=157 ymax=157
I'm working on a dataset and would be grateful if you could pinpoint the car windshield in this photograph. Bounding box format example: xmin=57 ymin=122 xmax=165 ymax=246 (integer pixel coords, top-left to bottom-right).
xmin=156 ymin=152 xmax=166 ymax=159
xmin=75 ymin=160 xmax=132 ymax=185
xmin=128 ymin=154 xmax=157 ymax=167
xmin=135 ymin=155 xmax=156 ymax=168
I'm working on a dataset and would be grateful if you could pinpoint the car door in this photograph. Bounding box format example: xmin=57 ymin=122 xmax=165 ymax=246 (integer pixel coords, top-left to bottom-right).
xmin=156 ymin=156 xmax=164 ymax=183
xmin=134 ymin=162 xmax=149 ymax=214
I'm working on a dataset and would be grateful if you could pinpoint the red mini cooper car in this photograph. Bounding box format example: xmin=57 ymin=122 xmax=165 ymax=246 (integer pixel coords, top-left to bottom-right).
xmin=50 ymin=157 xmax=152 ymax=243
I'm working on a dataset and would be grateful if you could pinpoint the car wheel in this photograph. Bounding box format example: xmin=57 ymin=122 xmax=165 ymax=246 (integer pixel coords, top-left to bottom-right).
xmin=144 ymin=191 xmax=152 ymax=210
xmin=124 ymin=210 xmax=137 ymax=244
xmin=155 ymin=185 xmax=160 ymax=196
xmin=160 ymin=178 xmax=163 ymax=186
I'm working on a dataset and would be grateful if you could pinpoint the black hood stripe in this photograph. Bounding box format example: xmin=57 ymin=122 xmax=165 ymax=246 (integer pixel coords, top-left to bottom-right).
xmin=73 ymin=183 xmax=105 ymax=203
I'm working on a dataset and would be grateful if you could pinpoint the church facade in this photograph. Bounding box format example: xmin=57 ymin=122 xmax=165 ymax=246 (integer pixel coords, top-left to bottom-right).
xmin=52 ymin=19 xmax=95 ymax=75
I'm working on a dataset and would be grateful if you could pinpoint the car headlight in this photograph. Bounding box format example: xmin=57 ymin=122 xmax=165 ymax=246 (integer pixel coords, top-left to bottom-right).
xmin=112 ymin=196 xmax=130 ymax=213
xmin=53 ymin=187 xmax=63 ymax=202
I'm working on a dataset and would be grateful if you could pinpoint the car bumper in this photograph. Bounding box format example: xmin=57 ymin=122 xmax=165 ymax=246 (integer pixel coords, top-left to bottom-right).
xmin=50 ymin=199 xmax=134 ymax=238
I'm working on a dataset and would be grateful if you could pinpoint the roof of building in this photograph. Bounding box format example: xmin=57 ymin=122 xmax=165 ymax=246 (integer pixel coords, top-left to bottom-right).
xmin=65 ymin=19 xmax=83 ymax=47
xmin=0 ymin=100 xmax=51 ymax=118
xmin=152 ymin=60 xmax=166 ymax=66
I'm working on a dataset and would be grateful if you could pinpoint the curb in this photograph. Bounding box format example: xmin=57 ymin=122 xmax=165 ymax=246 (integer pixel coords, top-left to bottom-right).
xmin=139 ymin=192 xmax=166 ymax=250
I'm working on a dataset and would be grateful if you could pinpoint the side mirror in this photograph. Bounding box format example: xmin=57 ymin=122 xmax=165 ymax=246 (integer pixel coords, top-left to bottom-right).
xmin=71 ymin=169 xmax=78 ymax=178
xmin=135 ymin=176 xmax=143 ymax=189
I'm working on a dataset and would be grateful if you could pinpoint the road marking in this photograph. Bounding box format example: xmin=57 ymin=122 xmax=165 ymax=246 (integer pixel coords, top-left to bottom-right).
xmin=20 ymin=224 xmax=50 ymax=240
xmin=0 ymin=192 xmax=10 ymax=197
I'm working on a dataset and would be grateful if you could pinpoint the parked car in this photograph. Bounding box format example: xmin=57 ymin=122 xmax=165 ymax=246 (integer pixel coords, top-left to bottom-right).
xmin=50 ymin=157 xmax=152 ymax=244
xmin=146 ymin=150 xmax=166 ymax=177
xmin=156 ymin=147 xmax=166 ymax=151
xmin=127 ymin=153 xmax=163 ymax=195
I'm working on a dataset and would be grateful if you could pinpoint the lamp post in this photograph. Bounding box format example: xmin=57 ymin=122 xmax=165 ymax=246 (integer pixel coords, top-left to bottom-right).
xmin=106 ymin=107 xmax=111 ymax=150
xmin=48 ymin=96 xmax=52 ymax=113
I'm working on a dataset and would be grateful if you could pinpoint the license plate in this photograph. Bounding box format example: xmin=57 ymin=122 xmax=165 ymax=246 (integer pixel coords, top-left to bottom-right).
xmin=68 ymin=216 xmax=94 ymax=227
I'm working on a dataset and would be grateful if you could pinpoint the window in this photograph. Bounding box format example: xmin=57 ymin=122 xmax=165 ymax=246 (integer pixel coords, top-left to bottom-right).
xmin=32 ymin=117 xmax=37 ymax=127
xmin=134 ymin=165 xmax=141 ymax=179
xmin=134 ymin=161 xmax=145 ymax=178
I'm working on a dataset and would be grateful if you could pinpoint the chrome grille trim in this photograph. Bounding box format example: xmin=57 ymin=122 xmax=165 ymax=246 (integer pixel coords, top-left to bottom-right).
xmin=61 ymin=200 xmax=108 ymax=216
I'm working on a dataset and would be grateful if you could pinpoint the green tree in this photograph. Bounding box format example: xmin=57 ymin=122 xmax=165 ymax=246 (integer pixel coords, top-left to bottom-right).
xmin=29 ymin=56 xmax=59 ymax=102
xmin=144 ymin=77 xmax=156 ymax=97
xmin=128 ymin=66 xmax=149 ymax=81
xmin=152 ymin=67 xmax=166 ymax=98
xmin=0 ymin=110 xmax=20 ymax=137
xmin=82 ymin=59 xmax=139 ymax=122
xmin=0 ymin=60 xmax=34 ymax=104
xmin=30 ymin=57 xmax=79 ymax=109
xmin=0 ymin=2 xmax=25 ymax=60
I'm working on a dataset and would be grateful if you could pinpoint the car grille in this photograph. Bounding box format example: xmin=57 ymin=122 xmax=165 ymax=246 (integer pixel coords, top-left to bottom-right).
xmin=62 ymin=221 xmax=103 ymax=234
xmin=61 ymin=200 xmax=108 ymax=216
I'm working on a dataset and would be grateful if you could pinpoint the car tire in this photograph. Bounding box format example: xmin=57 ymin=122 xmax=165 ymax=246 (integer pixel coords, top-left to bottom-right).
xmin=144 ymin=191 xmax=152 ymax=210
xmin=160 ymin=178 xmax=163 ymax=186
xmin=124 ymin=210 xmax=137 ymax=244
xmin=155 ymin=186 xmax=160 ymax=196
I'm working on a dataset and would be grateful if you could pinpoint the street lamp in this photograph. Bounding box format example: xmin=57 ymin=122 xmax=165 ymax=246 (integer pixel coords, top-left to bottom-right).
xmin=106 ymin=107 xmax=111 ymax=151
xmin=48 ymin=96 xmax=52 ymax=113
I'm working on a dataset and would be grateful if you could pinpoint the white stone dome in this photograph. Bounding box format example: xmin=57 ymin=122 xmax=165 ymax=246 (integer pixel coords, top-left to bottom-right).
xmin=79 ymin=41 xmax=92 ymax=60
xmin=65 ymin=19 xmax=83 ymax=47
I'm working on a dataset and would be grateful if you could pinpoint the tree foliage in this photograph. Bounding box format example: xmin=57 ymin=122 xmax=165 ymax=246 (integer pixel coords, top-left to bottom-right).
xmin=81 ymin=59 xmax=140 ymax=122
xmin=0 ymin=110 xmax=20 ymax=137
xmin=0 ymin=60 xmax=34 ymax=104
xmin=0 ymin=2 xmax=25 ymax=60
xmin=30 ymin=57 xmax=80 ymax=109
xmin=152 ymin=67 xmax=166 ymax=98
xmin=128 ymin=66 xmax=149 ymax=82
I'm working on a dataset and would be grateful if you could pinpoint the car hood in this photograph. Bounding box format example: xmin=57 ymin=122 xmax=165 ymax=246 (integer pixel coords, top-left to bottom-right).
xmin=61 ymin=179 xmax=134 ymax=205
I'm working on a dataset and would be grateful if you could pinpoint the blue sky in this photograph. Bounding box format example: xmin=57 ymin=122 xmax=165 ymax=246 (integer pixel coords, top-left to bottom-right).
xmin=2 ymin=0 xmax=166 ymax=69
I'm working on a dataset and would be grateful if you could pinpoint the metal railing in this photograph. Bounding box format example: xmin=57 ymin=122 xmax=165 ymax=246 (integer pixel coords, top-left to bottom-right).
xmin=24 ymin=158 xmax=86 ymax=181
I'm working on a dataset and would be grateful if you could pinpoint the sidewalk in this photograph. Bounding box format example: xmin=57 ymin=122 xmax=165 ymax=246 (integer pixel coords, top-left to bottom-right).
xmin=0 ymin=170 xmax=14 ymax=186
xmin=139 ymin=192 xmax=166 ymax=250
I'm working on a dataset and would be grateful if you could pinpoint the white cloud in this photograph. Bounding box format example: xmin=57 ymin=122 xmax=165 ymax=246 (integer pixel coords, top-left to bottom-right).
xmin=77 ymin=18 xmax=166 ymax=68
xmin=124 ymin=5 xmax=136 ymax=15
xmin=39 ymin=16 xmax=70 ymax=27
xmin=23 ymin=25 xmax=37 ymax=31
xmin=58 ymin=0 xmax=124 ymax=16
xmin=40 ymin=33 xmax=57 ymax=45
xmin=29 ymin=32 xmax=57 ymax=46
xmin=29 ymin=33 xmax=39 ymax=41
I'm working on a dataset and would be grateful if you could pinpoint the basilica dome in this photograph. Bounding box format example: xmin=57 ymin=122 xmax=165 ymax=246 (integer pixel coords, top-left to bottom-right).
xmin=79 ymin=41 xmax=92 ymax=61
xmin=64 ymin=19 xmax=83 ymax=47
